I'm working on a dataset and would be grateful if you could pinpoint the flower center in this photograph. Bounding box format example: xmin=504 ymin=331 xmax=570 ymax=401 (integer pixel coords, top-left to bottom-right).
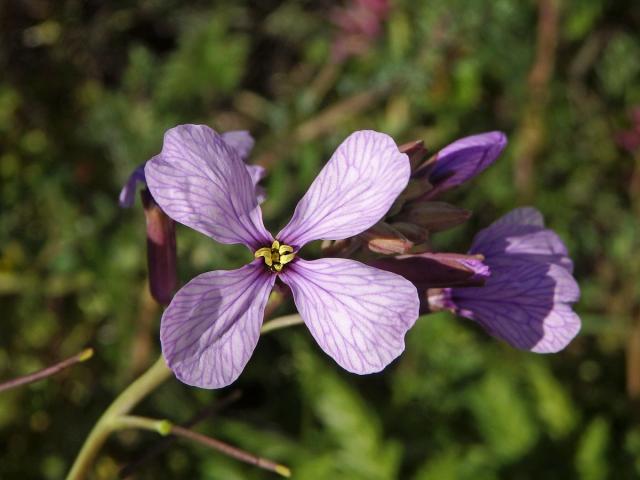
xmin=254 ymin=240 xmax=296 ymax=273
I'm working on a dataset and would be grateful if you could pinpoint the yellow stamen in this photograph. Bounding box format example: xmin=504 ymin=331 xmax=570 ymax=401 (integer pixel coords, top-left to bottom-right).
xmin=254 ymin=240 xmax=296 ymax=273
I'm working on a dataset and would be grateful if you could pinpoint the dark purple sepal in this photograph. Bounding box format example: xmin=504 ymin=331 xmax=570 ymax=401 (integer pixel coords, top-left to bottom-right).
xmin=395 ymin=201 xmax=472 ymax=233
xmin=398 ymin=139 xmax=429 ymax=172
xmin=371 ymin=252 xmax=490 ymax=291
xmin=141 ymin=189 xmax=177 ymax=306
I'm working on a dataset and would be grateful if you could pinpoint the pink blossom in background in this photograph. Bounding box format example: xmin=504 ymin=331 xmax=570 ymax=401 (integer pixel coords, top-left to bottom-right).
xmin=330 ymin=0 xmax=390 ymax=62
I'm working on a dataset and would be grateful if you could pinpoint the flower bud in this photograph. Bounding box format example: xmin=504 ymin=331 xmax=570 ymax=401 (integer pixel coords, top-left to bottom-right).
xmin=398 ymin=139 xmax=429 ymax=172
xmin=141 ymin=189 xmax=177 ymax=306
xmin=359 ymin=222 xmax=413 ymax=254
xmin=395 ymin=201 xmax=471 ymax=233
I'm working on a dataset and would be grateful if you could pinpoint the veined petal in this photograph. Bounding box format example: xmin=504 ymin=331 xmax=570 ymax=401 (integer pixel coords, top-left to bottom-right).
xmin=278 ymin=130 xmax=410 ymax=248
xmin=145 ymin=125 xmax=271 ymax=250
xmin=160 ymin=261 xmax=275 ymax=389
xmin=451 ymin=259 xmax=580 ymax=353
xmin=280 ymin=258 xmax=419 ymax=374
xmin=420 ymin=131 xmax=506 ymax=198
xmin=471 ymin=208 xmax=573 ymax=272
xmin=221 ymin=130 xmax=255 ymax=160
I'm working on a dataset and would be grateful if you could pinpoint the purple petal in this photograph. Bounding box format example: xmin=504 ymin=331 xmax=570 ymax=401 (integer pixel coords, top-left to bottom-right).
xmin=450 ymin=260 xmax=580 ymax=353
xmin=118 ymin=164 xmax=146 ymax=208
xmin=246 ymin=164 xmax=267 ymax=204
xmin=221 ymin=130 xmax=255 ymax=160
xmin=160 ymin=261 xmax=275 ymax=388
xmin=278 ymin=130 xmax=410 ymax=248
xmin=420 ymin=131 xmax=506 ymax=198
xmin=246 ymin=164 xmax=266 ymax=185
xmin=220 ymin=130 xmax=265 ymax=202
xmin=491 ymin=206 xmax=544 ymax=227
xmin=279 ymin=258 xmax=419 ymax=374
xmin=145 ymin=125 xmax=271 ymax=250
xmin=471 ymin=208 xmax=573 ymax=272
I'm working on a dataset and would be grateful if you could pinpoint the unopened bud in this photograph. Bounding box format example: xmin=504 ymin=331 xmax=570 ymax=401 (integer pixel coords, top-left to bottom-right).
xmin=398 ymin=139 xmax=428 ymax=172
xmin=396 ymin=201 xmax=471 ymax=233
xmin=371 ymin=252 xmax=489 ymax=290
xmin=388 ymin=222 xmax=429 ymax=245
xmin=360 ymin=222 xmax=413 ymax=254
xmin=141 ymin=189 xmax=177 ymax=306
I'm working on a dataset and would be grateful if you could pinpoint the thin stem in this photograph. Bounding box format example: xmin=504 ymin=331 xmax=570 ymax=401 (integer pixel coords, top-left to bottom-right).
xmin=260 ymin=314 xmax=303 ymax=335
xmin=68 ymin=312 xmax=302 ymax=479
xmin=114 ymin=415 xmax=291 ymax=477
xmin=119 ymin=390 xmax=243 ymax=478
xmin=66 ymin=356 xmax=172 ymax=480
xmin=0 ymin=348 xmax=93 ymax=394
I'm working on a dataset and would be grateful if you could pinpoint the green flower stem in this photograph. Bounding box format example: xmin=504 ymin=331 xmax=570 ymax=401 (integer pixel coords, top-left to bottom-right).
xmin=113 ymin=415 xmax=291 ymax=477
xmin=260 ymin=314 xmax=303 ymax=335
xmin=66 ymin=313 xmax=302 ymax=479
xmin=66 ymin=356 xmax=171 ymax=480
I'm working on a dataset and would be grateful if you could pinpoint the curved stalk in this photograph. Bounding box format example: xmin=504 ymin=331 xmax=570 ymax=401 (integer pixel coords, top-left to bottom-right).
xmin=67 ymin=313 xmax=302 ymax=479
xmin=66 ymin=356 xmax=171 ymax=480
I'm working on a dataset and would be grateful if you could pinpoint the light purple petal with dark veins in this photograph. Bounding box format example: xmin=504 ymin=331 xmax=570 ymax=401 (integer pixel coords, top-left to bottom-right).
xmin=471 ymin=208 xmax=573 ymax=272
xmin=278 ymin=130 xmax=410 ymax=248
xmin=280 ymin=258 xmax=419 ymax=374
xmin=450 ymin=259 xmax=580 ymax=353
xmin=119 ymin=163 xmax=146 ymax=208
xmin=161 ymin=261 xmax=275 ymax=389
xmin=421 ymin=131 xmax=506 ymax=198
xmin=145 ymin=125 xmax=271 ymax=250
xmin=221 ymin=130 xmax=255 ymax=160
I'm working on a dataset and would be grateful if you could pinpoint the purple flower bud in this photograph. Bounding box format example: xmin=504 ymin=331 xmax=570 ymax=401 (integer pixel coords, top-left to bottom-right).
xmin=396 ymin=201 xmax=472 ymax=233
xmin=141 ymin=189 xmax=177 ymax=306
xmin=415 ymin=131 xmax=507 ymax=199
xmin=398 ymin=139 xmax=429 ymax=172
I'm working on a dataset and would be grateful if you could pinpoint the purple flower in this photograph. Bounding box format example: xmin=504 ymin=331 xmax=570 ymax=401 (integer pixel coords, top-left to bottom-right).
xmin=118 ymin=130 xmax=265 ymax=208
xmin=415 ymin=131 xmax=507 ymax=200
xmin=430 ymin=207 xmax=581 ymax=353
xmin=145 ymin=125 xmax=420 ymax=388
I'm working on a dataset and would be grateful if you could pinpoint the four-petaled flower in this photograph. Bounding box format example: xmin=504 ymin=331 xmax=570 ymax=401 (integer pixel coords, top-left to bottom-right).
xmin=145 ymin=125 xmax=420 ymax=388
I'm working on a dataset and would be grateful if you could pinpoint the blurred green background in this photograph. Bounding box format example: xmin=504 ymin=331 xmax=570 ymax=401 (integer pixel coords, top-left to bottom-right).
xmin=1 ymin=0 xmax=639 ymax=478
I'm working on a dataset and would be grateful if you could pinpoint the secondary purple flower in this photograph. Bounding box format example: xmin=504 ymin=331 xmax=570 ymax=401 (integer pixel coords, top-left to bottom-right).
xmin=145 ymin=125 xmax=420 ymax=388
xmin=429 ymin=208 xmax=581 ymax=353
xmin=119 ymin=130 xmax=265 ymax=208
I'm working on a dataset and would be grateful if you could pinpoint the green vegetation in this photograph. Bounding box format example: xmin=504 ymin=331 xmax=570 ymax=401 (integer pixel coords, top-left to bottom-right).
xmin=1 ymin=1 xmax=639 ymax=478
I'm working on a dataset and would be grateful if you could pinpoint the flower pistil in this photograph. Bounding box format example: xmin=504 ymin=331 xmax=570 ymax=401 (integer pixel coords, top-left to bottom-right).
xmin=254 ymin=240 xmax=295 ymax=272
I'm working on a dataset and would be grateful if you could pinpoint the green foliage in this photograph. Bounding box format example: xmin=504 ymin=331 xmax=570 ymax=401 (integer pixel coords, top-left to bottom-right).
xmin=1 ymin=0 xmax=639 ymax=478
